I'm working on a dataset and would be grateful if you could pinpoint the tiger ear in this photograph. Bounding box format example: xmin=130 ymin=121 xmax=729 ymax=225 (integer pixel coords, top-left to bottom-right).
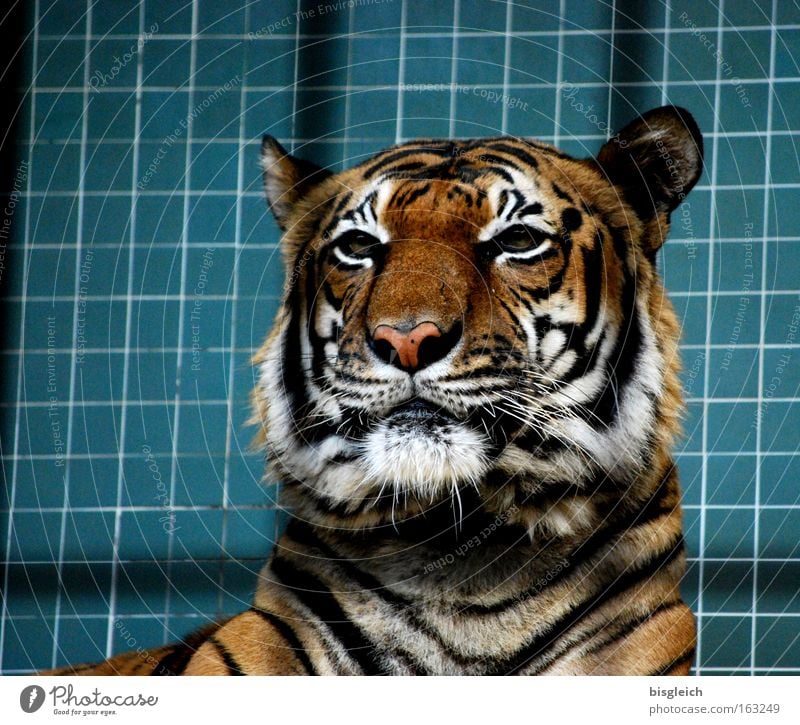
xmin=596 ymin=106 xmax=704 ymax=222
xmin=260 ymin=136 xmax=332 ymax=230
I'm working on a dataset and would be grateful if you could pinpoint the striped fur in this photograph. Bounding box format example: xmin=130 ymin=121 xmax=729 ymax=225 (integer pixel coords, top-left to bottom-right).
xmin=48 ymin=106 xmax=703 ymax=676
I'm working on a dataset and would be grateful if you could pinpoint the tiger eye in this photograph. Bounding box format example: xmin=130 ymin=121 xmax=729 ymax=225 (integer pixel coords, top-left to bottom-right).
xmin=336 ymin=230 xmax=381 ymax=258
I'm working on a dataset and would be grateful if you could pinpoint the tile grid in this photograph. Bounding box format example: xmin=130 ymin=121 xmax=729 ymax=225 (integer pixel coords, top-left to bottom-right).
xmin=2 ymin=1 xmax=799 ymax=674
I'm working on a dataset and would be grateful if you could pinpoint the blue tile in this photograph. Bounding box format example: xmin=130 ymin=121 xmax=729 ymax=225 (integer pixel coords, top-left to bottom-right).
xmin=196 ymin=39 xmax=246 ymax=87
xmin=126 ymin=403 xmax=174 ymax=453
xmin=134 ymin=194 xmax=183 ymax=246
xmin=9 ymin=456 xmax=67 ymax=509
xmin=707 ymin=401 xmax=759 ymax=452
xmin=87 ymin=91 xmax=137 ymax=138
xmin=758 ymin=509 xmax=800 ymax=558
xmin=66 ymin=456 xmax=121 ymax=508
xmin=143 ymin=39 xmax=192 ymax=87
xmin=8 ymin=511 xmax=63 ymax=562
xmin=92 ymin=0 xmax=141 ymax=35
xmin=709 ymin=293 xmax=761 ymax=346
xmin=173 ymin=455 xmax=225 ymax=507
xmin=84 ymin=143 xmax=134 ymax=191
xmin=190 ymin=142 xmax=239 ymax=191
xmin=724 ymin=1 xmax=772 ymax=26
xmin=671 ymin=294 xmax=707 ymax=345
xmin=770 ymin=135 xmax=800 ymax=185
xmin=197 ymin=0 xmax=246 ymax=35
xmin=706 ymin=453 xmax=757 ymax=506
xmin=506 ymin=88 xmax=557 ymax=138
xmin=176 ymin=402 xmax=229 ymax=454
xmin=227 ymin=450 xmax=274 ymax=505
xmin=187 ymin=194 xmax=238 ymax=245
xmin=57 ymin=563 xmax=112 ymax=615
xmin=53 ymin=616 xmax=108 ymax=668
xmin=34 ymin=93 xmax=86 ymax=140
xmin=83 ymin=196 xmax=133 ymax=245
xmin=3 ymin=563 xmax=60 ymax=616
xmin=457 ymin=36 xmax=506 ymax=86
xmin=715 ymin=135 xmax=767 ymax=186
xmin=703 ymin=561 xmax=754 ymax=613
xmin=677 ymin=453 xmax=703 ymax=506
xmin=775 ymin=29 xmax=800 ymax=78
xmin=144 ymin=0 xmax=193 ymax=35
xmin=127 ymin=351 xmax=178 ymax=402
xmin=769 ymin=187 xmax=800 ymax=239
xmin=679 ymin=401 xmax=704 ymax=452
xmin=562 ymin=33 xmax=612 ymax=84
xmin=763 ymin=293 xmax=800 ymax=344
xmin=63 ymin=510 xmax=115 ymax=560
xmin=1 ymin=616 xmax=56 ymax=671
xmin=31 ymin=143 xmax=82 ymax=191
xmin=38 ymin=0 xmax=87 ymax=36
xmin=512 ymin=0 xmax=561 ymax=32
xmin=111 ymin=615 xmax=168 ymax=657
xmin=118 ymin=510 xmax=176 ymax=561
xmin=758 ymin=562 xmax=800 ymax=613
xmin=707 ymin=346 xmax=760 ymax=398
xmin=760 ymin=402 xmax=800 ymax=452
xmin=704 ymin=506 xmax=755 ymax=558
xmin=661 ymin=239 xmax=709 ymax=292
xmin=508 ymin=35 xmax=559 ymax=86
xmin=405 ymin=36 xmax=456 ymax=86
xmin=224 ymin=507 xmax=278 ymax=559
xmin=38 ymin=39 xmax=87 ymax=88
xmin=723 ymin=30 xmax=772 ymax=80
xmin=755 ymin=616 xmax=800 ymax=669
xmin=700 ymin=614 xmax=752 ymax=668
xmin=760 ymin=455 xmax=800 ymax=505
xmin=406 ymin=0 xmax=454 ymax=28
xmin=171 ymin=509 xmax=226 ymax=559
xmin=131 ymin=299 xmax=181 ymax=348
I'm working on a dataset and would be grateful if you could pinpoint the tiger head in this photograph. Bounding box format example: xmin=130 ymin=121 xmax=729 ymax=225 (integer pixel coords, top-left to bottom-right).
xmin=253 ymin=106 xmax=703 ymax=535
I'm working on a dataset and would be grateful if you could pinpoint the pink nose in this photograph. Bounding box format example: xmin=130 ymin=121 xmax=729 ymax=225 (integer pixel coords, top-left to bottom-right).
xmin=372 ymin=322 xmax=443 ymax=371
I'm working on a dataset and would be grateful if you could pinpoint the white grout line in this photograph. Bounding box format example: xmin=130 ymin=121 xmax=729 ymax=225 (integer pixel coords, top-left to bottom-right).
xmin=394 ymin=0 xmax=407 ymax=143
xmin=696 ymin=0 xmax=727 ymax=669
xmin=104 ymin=0 xmax=146 ymax=659
xmin=163 ymin=0 xmax=199 ymax=644
xmin=447 ymin=0 xmax=460 ymax=139
xmin=500 ymin=0 xmax=512 ymax=134
xmin=752 ymin=0 xmax=779 ymax=676
xmin=218 ymin=0 xmax=250 ymax=615
xmin=553 ymin=0 xmax=565 ymax=146
xmin=49 ymin=0 xmax=93 ymax=669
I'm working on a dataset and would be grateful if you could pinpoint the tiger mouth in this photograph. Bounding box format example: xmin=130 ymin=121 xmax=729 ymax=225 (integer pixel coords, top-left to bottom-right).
xmin=385 ymin=399 xmax=458 ymax=427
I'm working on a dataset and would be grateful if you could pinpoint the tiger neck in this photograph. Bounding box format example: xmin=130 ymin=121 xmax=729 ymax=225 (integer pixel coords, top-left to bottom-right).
xmin=265 ymin=457 xmax=680 ymax=605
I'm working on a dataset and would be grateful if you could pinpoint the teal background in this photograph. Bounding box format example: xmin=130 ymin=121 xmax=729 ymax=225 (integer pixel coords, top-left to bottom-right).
xmin=1 ymin=0 xmax=799 ymax=674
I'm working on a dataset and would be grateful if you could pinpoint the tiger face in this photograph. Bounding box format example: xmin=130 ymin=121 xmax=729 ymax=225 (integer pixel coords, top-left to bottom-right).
xmin=254 ymin=106 xmax=703 ymax=532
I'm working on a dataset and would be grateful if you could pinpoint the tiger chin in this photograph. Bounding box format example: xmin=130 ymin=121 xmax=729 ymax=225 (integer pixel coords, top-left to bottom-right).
xmin=49 ymin=106 xmax=703 ymax=676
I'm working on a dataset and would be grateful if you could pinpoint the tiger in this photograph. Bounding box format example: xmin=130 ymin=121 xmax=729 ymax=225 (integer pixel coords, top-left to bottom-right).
xmin=47 ymin=104 xmax=703 ymax=675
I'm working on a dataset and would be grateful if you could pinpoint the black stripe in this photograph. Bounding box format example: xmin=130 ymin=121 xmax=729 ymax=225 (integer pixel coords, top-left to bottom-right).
xmin=250 ymin=607 xmax=316 ymax=675
xmin=463 ymin=474 xmax=675 ymax=615
xmin=649 ymin=647 xmax=696 ymax=676
xmin=363 ymin=145 xmax=450 ymax=178
xmin=151 ymin=622 xmax=221 ymax=676
xmin=493 ymin=536 xmax=685 ymax=675
xmin=270 ymin=555 xmax=388 ymax=675
xmin=209 ymin=635 xmax=245 ymax=675
xmin=483 ymin=142 xmax=541 ymax=170
xmin=524 ymin=599 xmax=684 ymax=676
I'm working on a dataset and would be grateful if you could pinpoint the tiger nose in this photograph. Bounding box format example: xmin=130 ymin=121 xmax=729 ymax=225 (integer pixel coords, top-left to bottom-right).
xmin=370 ymin=321 xmax=459 ymax=372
